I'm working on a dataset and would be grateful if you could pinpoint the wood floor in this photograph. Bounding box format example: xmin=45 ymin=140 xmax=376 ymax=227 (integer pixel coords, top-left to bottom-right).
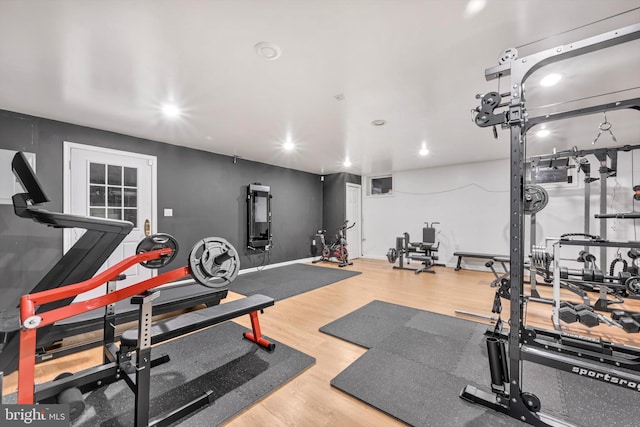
xmin=3 ymin=258 xmax=640 ymax=426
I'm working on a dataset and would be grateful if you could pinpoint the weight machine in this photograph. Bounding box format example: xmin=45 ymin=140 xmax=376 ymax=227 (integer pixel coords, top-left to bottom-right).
xmin=386 ymin=222 xmax=442 ymax=274
xmin=2 ymin=152 xmax=275 ymax=426
xmin=462 ymin=23 xmax=640 ymax=426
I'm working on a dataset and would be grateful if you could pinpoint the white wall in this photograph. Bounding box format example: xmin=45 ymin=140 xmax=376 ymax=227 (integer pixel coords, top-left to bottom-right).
xmin=363 ymin=151 xmax=640 ymax=272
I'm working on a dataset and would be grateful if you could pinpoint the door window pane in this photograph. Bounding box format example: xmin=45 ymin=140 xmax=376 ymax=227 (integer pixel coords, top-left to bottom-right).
xmin=124 ymin=167 xmax=137 ymax=186
xmin=87 ymin=162 xmax=138 ymax=227
xmin=108 ymin=208 xmax=122 ymax=220
xmin=124 ymin=188 xmax=137 ymax=207
xmin=90 ymin=207 xmax=106 ymax=218
xmin=90 ymin=163 xmax=105 ymax=184
xmin=124 ymin=208 xmax=137 ymax=226
xmin=89 ymin=185 xmax=105 ymax=206
xmin=107 ymin=187 xmax=122 ymax=207
xmin=108 ymin=165 xmax=122 ymax=185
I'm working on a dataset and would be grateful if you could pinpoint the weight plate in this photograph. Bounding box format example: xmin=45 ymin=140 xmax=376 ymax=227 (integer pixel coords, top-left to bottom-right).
xmin=188 ymin=237 xmax=240 ymax=288
xmin=626 ymin=277 xmax=640 ymax=296
xmin=387 ymin=248 xmax=398 ymax=263
xmin=135 ymin=233 xmax=179 ymax=269
xmin=524 ymin=185 xmax=549 ymax=215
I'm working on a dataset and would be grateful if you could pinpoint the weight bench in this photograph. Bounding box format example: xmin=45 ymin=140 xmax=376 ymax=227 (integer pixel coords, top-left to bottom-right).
xmin=120 ymin=293 xmax=275 ymax=349
xmin=453 ymin=251 xmax=508 ymax=271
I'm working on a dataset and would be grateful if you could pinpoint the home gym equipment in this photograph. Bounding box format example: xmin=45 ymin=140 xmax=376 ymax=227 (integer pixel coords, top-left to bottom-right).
xmin=247 ymin=183 xmax=272 ymax=251
xmin=188 ymin=237 xmax=241 ymax=287
xmin=462 ymin=23 xmax=640 ymax=427
xmin=3 ymin=152 xmax=276 ymax=426
xmin=523 ymin=185 xmax=548 ymax=214
xmin=0 ymin=153 xmax=228 ymax=374
xmin=386 ymin=222 xmax=442 ymax=274
xmin=453 ymin=251 xmax=508 ymax=271
xmin=312 ymin=220 xmax=354 ymax=267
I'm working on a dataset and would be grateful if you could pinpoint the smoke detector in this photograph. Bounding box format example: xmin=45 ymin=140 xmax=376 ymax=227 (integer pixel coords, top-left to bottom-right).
xmin=255 ymin=42 xmax=281 ymax=60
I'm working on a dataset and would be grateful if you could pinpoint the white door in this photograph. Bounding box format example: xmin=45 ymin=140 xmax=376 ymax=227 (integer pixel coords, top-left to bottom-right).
xmin=345 ymin=183 xmax=362 ymax=259
xmin=64 ymin=142 xmax=157 ymax=300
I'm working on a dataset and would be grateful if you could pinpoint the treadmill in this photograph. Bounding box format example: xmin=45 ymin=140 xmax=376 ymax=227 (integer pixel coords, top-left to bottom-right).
xmin=0 ymin=152 xmax=227 ymax=373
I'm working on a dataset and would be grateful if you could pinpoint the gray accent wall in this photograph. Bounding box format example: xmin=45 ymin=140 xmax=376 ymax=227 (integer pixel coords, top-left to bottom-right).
xmin=0 ymin=110 xmax=324 ymax=311
xmin=322 ymin=172 xmax=361 ymax=242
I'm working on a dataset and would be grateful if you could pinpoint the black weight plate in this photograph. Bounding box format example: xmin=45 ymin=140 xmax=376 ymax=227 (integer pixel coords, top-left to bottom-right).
xmin=524 ymin=185 xmax=549 ymax=214
xmin=135 ymin=233 xmax=179 ymax=269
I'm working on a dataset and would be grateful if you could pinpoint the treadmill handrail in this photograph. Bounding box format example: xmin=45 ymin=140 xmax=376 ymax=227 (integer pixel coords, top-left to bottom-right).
xmin=27 ymin=207 xmax=134 ymax=232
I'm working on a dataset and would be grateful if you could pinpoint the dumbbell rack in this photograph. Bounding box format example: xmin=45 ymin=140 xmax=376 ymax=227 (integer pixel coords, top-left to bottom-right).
xmin=550 ymin=238 xmax=640 ymax=330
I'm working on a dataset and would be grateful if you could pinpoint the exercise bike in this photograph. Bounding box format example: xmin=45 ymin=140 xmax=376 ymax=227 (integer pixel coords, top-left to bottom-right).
xmin=312 ymin=220 xmax=355 ymax=267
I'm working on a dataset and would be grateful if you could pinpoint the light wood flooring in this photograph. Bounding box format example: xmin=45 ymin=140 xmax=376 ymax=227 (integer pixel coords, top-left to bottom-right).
xmin=3 ymin=258 xmax=640 ymax=426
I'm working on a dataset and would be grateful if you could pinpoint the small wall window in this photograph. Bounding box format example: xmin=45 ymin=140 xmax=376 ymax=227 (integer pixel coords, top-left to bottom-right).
xmin=367 ymin=175 xmax=393 ymax=196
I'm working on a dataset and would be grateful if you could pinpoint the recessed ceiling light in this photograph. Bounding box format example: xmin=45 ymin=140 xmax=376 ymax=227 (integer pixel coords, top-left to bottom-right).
xmin=371 ymin=120 xmax=386 ymax=126
xmin=161 ymin=103 xmax=181 ymax=118
xmin=536 ymin=129 xmax=551 ymax=137
xmin=255 ymin=42 xmax=281 ymax=60
xmin=540 ymin=73 xmax=562 ymax=87
xmin=283 ymin=140 xmax=294 ymax=150
xmin=419 ymin=142 xmax=429 ymax=156
xmin=343 ymin=157 xmax=352 ymax=167
xmin=465 ymin=0 xmax=487 ymax=16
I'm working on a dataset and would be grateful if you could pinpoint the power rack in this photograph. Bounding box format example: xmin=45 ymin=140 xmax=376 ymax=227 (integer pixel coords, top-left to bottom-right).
xmin=462 ymin=23 xmax=640 ymax=426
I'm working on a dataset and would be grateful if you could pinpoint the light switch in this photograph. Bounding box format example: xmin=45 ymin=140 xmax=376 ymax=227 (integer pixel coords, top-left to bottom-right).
xmin=164 ymin=208 xmax=173 ymax=217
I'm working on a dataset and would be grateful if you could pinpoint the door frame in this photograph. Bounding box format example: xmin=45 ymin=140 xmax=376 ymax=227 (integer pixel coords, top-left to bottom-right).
xmin=62 ymin=141 xmax=158 ymax=253
xmin=345 ymin=182 xmax=362 ymax=258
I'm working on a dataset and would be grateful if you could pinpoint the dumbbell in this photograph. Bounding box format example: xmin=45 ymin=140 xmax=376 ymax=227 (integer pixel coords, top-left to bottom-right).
xmin=558 ymin=302 xmax=578 ymax=324
xmin=618 ymin=317 xmax=640 ymax=333
xmin=574 ymin=304 xmax=599 ymax=327
xmin=559 ymin=267 xmax=628 ymax=284
xmin=557 ymin=302 xmax=599 ymax=327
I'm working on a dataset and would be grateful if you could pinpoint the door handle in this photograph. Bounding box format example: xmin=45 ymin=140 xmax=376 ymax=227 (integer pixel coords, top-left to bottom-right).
xmin=144 ymin=219 xmax=151 ymax=236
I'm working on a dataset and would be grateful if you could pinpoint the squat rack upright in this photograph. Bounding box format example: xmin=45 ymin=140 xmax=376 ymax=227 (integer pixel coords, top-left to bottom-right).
xmin=462 ymin=23 xmax=640 ymax=426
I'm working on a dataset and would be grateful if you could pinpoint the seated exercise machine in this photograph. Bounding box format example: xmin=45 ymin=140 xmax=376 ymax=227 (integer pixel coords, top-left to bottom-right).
xmin=2 ymin=152 xmax=275 ymax=426
xmin=386 ymin=222 xmax=442 ymax=274
xmin=312 ymin=220 xmax=355 ymax=267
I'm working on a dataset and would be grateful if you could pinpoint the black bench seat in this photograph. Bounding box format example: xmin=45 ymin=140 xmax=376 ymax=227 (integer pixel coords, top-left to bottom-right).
xmin=453 ymin=251 xmax=508 ymax=271
xmin=121 ymin=294 xmax=274 ymax=347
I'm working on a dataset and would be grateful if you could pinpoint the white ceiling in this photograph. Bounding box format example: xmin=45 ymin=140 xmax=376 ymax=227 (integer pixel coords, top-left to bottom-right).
xmin=0 ymin=0 xmax=639 ymax=176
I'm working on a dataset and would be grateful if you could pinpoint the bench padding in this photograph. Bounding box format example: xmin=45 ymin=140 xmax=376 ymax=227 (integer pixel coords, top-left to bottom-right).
xmin=120 ymin=294 xmax=274 ymax=347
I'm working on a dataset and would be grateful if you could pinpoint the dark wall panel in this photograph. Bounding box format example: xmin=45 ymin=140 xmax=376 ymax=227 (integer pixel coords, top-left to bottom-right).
xmin=322 ymin=173 xmax=361 ymax=242
xmin=0 ymin=109 xmax=322 ymax=311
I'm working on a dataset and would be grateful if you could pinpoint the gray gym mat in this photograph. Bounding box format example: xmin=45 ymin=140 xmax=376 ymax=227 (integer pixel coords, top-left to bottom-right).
xmin=324 ymin=301 xmax=640 ymax=427
xmin=230 ymin=263 xmax=360 ymax=300
xmin=56 ymin=321 xmax=313 ymax=426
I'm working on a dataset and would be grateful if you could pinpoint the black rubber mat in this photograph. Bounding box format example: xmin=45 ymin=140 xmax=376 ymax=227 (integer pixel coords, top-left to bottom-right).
xmin=42 ymin=321 xmax=313 ymax=426
xmin=230 ymin=263 xmax=360 ymax=301
xmin=324 ymin=300 xmax=640 ymax=427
